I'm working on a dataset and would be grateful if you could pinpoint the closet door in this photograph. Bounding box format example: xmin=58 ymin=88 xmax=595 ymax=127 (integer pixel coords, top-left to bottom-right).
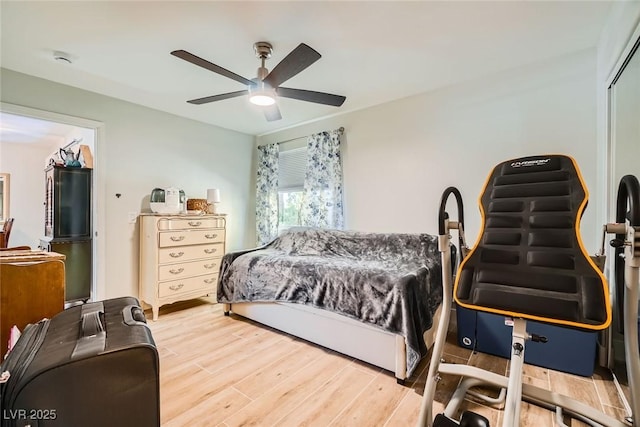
xmin=610 ymin=38 xmax=640 ymax=200
xmin=607 ymin=31 xmax=639 ymax=402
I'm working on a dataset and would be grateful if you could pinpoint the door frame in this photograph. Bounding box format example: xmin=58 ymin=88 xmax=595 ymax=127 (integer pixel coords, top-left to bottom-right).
xmin=0 ymin=102 xmax=106 ymax=301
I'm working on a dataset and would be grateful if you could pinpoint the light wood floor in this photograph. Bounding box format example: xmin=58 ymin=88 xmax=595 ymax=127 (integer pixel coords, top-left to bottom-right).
xmin=148 ymin=298 xmax=630 ymax=427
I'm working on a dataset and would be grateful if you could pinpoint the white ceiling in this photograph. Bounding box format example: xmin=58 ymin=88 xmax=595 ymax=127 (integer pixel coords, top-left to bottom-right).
xmin=0 ymin=112 xmax=76 ymax=147
xmin=1 ymin=1 xmax=613 ymax=136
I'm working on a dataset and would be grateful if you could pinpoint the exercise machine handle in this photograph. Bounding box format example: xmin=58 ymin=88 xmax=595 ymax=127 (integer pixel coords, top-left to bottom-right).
xmin=438 ymin=187 xmax=467 ymax=262
xmin=616 ymin=175 xmax=640 ymax=226
xmin=438 ymin=187 xmax=464 ymax=235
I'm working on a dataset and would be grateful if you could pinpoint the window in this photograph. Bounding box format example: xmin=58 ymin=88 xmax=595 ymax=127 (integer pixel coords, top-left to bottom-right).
xmin=278 ymin=191 xmax=303 ymax=227
xmin=277 ymin=147 xmax=306 ymax=231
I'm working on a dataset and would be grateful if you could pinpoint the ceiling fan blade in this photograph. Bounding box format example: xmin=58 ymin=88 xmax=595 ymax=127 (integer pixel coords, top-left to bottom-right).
xmin=187 ymin=90 xmax=248 ymax=105
xmin=171 ymin=50 xmax=254 ymax=86
xmin=263 ymin=44 xmax=321 ymax=88
xmin=277 ymin=87 xmax=346 ymax=107
xmin=263 ymin=104 xmax=282 ymax=122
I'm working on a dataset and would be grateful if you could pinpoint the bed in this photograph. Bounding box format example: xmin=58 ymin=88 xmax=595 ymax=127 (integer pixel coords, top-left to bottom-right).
xmin=217 ymin=227 xmax=446 ymax=382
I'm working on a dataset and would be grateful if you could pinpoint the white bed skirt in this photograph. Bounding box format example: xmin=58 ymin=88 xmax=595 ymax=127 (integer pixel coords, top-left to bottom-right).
xmin=223 ymin=301 xmax=441 ymax=382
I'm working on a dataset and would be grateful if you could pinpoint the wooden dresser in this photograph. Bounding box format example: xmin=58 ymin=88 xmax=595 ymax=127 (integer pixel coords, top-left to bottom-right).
xmin=0 ymin=250 xmax=66 ymax=359
xmin=139 ymin=214 xmax=226 ymax=320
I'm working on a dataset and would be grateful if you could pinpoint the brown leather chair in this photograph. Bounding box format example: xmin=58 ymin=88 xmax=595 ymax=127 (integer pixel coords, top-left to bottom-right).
xmin=0 ymin=218 xmax=14 ymax=248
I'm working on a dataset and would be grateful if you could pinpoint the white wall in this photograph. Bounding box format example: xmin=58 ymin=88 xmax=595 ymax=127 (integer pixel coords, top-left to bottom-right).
xmin=258 ymin=49 xmax=601 ymax=250
xmin=0 ymin=141 xmax=59 ymax=247
xmin=1 ymin=68 xmax=255 ymax=300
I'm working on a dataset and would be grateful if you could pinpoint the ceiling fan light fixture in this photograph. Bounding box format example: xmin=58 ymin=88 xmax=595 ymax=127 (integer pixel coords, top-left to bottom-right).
xmin=248 ymin=85 xmax=276 ymax=106
xmin=249 ymin=93 xmax=276 ymax=106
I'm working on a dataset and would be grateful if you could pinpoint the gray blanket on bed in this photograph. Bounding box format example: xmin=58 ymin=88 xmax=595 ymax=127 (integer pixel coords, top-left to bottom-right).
xmin=217 ymin=227 xmax=444 ymax=377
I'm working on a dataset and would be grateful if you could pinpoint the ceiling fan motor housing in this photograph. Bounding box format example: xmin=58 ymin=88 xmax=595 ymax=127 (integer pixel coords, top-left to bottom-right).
xmin=256 ymin=66 xmax=269 ymax=82
xmin=253 ymin=42 xmax=273 ymax=59
xmin=254 ymin=42 xmax=273 ymax=81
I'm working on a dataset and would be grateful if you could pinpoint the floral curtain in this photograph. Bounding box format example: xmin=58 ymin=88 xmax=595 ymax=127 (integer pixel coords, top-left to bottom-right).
xmin=256 ymin=143 xmax=279 ymax=245
xmin=300 ymin=128 xmax=344 ymax=229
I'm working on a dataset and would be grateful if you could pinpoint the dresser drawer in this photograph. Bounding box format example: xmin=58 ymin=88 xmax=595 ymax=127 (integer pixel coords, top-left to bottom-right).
xmin=158 ymin=274 xmax=217 ymax=298
xmin=159 ymin=229 xmax=225 ymax=247
xmin=158 ymin=258 xmax=221 ymax=281
xmin=158 ymin=243 xmax=223 ymax=264
xmin=158 ymin=218 xmax=224 ymax=230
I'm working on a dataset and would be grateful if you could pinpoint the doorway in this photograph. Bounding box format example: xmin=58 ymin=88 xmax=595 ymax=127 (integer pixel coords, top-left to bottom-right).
xmin=0 ymin=102 xmax=105 ymax=302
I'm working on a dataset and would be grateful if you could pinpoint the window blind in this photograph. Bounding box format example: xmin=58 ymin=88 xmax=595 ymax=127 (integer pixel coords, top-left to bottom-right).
xmin=278 ymin=147 xmax=306 ymax=190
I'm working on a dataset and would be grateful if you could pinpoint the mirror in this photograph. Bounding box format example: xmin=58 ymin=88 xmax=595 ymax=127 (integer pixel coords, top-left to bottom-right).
xmin=0 ymin=173 xmax=9 ymax=222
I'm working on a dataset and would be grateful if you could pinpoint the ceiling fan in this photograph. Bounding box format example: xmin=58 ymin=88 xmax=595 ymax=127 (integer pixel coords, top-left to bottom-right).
xmin=171 ymin=42 xmax=346 ymax=122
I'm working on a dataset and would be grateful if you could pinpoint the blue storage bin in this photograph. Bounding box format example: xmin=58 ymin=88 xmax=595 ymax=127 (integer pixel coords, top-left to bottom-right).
xmin=457 ymin=305 xmax=598 ymax=377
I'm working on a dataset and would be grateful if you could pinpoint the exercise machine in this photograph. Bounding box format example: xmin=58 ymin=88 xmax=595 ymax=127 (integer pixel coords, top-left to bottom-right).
xmin=417 ymin=154 xmax=639 ymax=427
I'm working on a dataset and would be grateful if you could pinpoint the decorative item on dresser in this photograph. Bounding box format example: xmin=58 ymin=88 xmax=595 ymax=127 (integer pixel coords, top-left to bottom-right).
xmin=186 ymin=198 xmax=208 ymax=213
xmin=139 ymin=213 xmax=226 ymax=320
xmin=206 ymin=188 xmax=221 ymax=214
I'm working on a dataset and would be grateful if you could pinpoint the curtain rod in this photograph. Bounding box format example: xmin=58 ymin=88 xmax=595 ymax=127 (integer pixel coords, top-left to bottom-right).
xmin=259 ymin=127 xmax=345 ymax=147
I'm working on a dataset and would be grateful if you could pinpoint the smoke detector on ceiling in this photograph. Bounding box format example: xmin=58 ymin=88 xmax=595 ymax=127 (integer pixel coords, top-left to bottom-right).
xmin=53 ymin=51 xmax=73 ymax=64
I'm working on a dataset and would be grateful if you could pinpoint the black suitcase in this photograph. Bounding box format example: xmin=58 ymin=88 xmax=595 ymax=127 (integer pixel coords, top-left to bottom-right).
xmin=0 ymin=297 xmax=159 ymax=427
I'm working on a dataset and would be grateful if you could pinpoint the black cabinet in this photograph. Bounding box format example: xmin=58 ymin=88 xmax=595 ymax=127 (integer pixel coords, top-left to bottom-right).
xmin=45 ymin=166 xmax=91 ymax=239
xmin=42 ymin=166 xmax=92 ymax=302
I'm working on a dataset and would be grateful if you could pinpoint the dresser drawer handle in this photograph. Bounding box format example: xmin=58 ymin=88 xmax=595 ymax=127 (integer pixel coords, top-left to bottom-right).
xmin=205 ymin=234 xmax=218 ymax=239
xmin=170 ymin=235 xmax=186 ymax=242
xmin=169 ymin=284 xmax=184 ymax=291
xmin=204 ymin=278 xmax=215 ymax=284
xmin=204 ymin=263 xmax=216 ymax=269
xmin=169 ymin=251 xmax=184 ymax=258
xmin=169 ymin=268 xmax=184 ymax=275
xmin=204 ymin=248 xmax=217 ymax=254
xmin=188 ymin=221 xmax=202 ymax=227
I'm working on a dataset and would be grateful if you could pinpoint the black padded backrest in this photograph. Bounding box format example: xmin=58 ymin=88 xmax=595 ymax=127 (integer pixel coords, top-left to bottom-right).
xmin=454 ymin=155 xmax=611 ymax=331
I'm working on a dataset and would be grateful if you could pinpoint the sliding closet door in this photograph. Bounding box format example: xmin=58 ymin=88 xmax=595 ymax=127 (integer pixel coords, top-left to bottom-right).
xmin=608 ymin=33 xmax=639 ymax=393
xmin=611 ymin=41 xmax=640 ymax=196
